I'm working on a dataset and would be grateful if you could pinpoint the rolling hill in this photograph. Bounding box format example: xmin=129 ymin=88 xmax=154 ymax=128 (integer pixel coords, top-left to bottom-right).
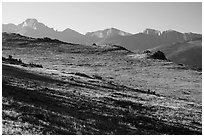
xmin=150 ymin=39 xmax=202 ymax=69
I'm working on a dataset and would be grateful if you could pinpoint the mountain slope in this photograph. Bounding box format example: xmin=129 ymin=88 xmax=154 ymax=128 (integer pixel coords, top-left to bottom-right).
xmin=2 ymin=19 xmax=86 ymax=44
xmin=86 ymin=27 xmax=131 ymax=39
xmin=151 ymin=40 xmax=202 ymax=69
xmin=143 ymin=28 xmax=161 ymax=36
xmin=2 ymin=23 xmax=18 ymax=33
xmin=57 ymin=28 xmax=86 ymax=44
xmin=2 ymin=32 xmax=202 ymax=135
xmin=2 ymin=19 xmax=131 ymax=45
xmin=100 ymin=29 xmax=202 ymax=51
xmin=85 ymin=27 xmax=132 ymax=44
xmin=98 ymin=33 xmax=162 ymax=51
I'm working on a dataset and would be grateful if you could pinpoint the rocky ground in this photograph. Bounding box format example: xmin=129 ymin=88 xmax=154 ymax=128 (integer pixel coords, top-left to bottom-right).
xmin=2 ymin=33 xmax=202 ymax=134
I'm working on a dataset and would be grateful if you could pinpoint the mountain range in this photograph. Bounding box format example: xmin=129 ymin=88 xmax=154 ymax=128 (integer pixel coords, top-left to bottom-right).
xmin=2 ymin=18 xmax=202 ymax=68
xmin=3 ymin=18 xmax=201 ymax=50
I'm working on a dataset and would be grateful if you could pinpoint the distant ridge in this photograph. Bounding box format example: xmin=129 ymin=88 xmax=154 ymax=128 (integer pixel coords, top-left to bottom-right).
xmin=2 ymin=18 xmax=202 ymax=51
xmin=86 ymin=27 xmax=132 ymax=38
xmin=150 ymin=40 xmax=202 ymax=69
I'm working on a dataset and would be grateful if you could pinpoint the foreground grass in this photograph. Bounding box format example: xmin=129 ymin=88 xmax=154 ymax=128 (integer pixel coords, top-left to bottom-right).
xmin=2 ymin=64 xmax=202 ymax=135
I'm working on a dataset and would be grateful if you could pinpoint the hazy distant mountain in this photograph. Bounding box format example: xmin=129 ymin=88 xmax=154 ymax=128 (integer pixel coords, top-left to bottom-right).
xmin=2 ymin=23 xmax=18 ymax=33
xmin=86 ymin=27 xmax=131 ymax=38
xmin=151 ymin=39 xmax=202 ymax=69
xmin=98 ymin=33 xmax=161 ymax=51
xmin=17 ymin=19 xmax=58 ymax=38
xmin=85 ymin=28 xmax=132 ymax=44
xmin=2 ymin=18 xmax=86 ymax=44
xmin=2 ymin=18 xmax=202 ymax=51
xmin=143 ymin=28 xmax=161 ymax=36
xmin=2 ymin=19 xmax=131 ymax=45
xmin=57 ymin=28 xmax=86 ymax=44
xmin=99 ymin=29 xmax=202 ymax=51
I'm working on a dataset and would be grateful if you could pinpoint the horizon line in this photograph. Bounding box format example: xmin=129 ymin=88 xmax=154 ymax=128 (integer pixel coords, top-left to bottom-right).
xmin=2 ymin=18 xmax=202 ymax=35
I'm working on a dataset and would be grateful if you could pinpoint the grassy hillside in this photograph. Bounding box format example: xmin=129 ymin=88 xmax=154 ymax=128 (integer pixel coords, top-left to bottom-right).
xmin=2 ymin=33 xmax=202 ymax=135
xmin=151 ymin=40 xmax=202 ymax=69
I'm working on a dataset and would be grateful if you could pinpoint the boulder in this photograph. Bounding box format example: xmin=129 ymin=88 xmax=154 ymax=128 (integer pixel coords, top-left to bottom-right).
xmin=149 ymin=50 xmax=167 ymax=60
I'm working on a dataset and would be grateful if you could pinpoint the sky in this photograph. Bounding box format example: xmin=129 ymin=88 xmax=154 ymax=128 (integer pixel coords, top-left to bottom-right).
xmin=2 ymin=2 xmax=202 ymax=34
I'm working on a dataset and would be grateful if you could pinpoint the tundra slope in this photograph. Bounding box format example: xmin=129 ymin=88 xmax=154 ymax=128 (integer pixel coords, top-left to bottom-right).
xmin=2 ymin=33 xmax=202 ymax=135
xmin=150 ymin=39 xmax=202 ymax=69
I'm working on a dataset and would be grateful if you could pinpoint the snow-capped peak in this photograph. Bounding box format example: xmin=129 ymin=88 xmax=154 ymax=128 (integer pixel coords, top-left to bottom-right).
xmin=143 ymin=28 xmax=161 ymax=36
xmin=86 ymin=27 xmax=131 ymax=38
xmin=22 ymin=18 xmax=38 ymax=29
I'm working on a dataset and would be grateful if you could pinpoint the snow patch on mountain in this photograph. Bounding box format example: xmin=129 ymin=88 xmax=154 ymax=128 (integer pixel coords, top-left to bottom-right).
xmin=143 ymin=28 xmax=161 ymax=36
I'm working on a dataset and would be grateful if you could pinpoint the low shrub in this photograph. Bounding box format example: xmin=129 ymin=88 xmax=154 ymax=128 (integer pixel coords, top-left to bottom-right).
xmin=2 ymin=55 xmax=43 ymax=68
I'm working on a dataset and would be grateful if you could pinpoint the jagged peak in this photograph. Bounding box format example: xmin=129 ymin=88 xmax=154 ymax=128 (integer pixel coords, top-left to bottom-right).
xmin=21 ymin=18 xmax=39 ymax=29
xmin=86 ymin=27 xmax=131 ymax=38
xmin=143 ymin=28 xmax=161 ymax=36
xmin=106 ymin=27 xmax=120 ymax=31
xmin=25 ymin=18 xmax=38 ymax=23
xmin=162 ymin=29 xmax=181 ymax=34
xmin=62 ymin=28 xmax=83 ymax=35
